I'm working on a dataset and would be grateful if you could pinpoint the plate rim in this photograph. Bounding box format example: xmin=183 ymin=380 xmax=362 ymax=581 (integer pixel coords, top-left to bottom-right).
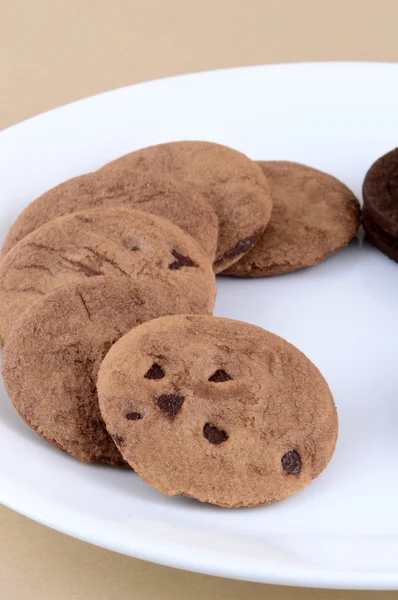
xmin=1 ymin=60 xmax=397 ymax=136
xmin=3 ymin=475 xmax=398 ymax=590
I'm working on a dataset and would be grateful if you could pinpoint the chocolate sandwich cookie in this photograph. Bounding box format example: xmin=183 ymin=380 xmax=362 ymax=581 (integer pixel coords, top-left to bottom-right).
xmin=97 ymin=315 xmax=338 ymax=507
xmin=0 ymin=207 xmax=216 ymax=345
xmin=2 ymin=170 xmax=218 ymax=260
xmin=2 ymin=278 xmax=200 ymax=465
xmin=223 ymin=161 xmax=361 ymax=277
xmin=363 ymin=208 xmax=398 ymax=263
xmin=101 ymin=141 xmax=272 ymax=272
xmin=363 ymin=148 xmax=398 ymax=238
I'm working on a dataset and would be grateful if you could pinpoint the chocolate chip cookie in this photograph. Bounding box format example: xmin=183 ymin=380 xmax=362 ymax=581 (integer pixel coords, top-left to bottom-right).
xmin=101 ymin=141 xmax=272 ymax=272
xmin=2 ymin=170 xmax=218 ymax=260
xmin=0 ymin=207 xmax=216 ymax=346
xmin=2 ymin=278 xmax=202 ymax=465
xmin=223 ymin=161 xmax=361 ymax=277
xmin=97 ymin=315 xmax=338 ymax=507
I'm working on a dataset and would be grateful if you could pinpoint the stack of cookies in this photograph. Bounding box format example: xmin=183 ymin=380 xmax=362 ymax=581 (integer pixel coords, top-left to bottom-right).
xmin=1 ymin=140 xmax=361 ymax=507
xmin=363 ymin=148 xmax=398 ymax=262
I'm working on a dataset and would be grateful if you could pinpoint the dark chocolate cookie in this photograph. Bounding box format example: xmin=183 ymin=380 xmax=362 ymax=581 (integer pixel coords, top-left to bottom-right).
xmin=97 ymin=315 xmax=338 ymax=507
xmin=2 ymin=170 xmax=218 ymax=260
xmin=101 ymin=141 xmax=272 ymax=272
xmin=363 ymin=209 xmax=398 ymax=263
xmin=2 ymin=278 xmax=201 ymax=465
xmin=363 ymin=148 xmax=398 ymax=237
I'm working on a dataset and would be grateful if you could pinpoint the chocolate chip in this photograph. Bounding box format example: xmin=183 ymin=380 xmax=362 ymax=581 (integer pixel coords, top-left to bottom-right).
xmin=144 ymin=363 xmax=165 ymax=380
xmin=156 ymin=394 xmax=185 ymax=419
xmin=75 ymin=215 xmax=92 ymax=224
xmin=125 ymin=411 xmax=143 ymax=421
xmin=213 ymin=230 xmax=262 ymax=266
xmin=208 ymin=369 xmax=232 ymax=382
xmin=168 ymin=250 xmax=197 ymax=270
xmin=203 ymin=423 xmax=228 ymax=445
xmin=111 ymin=434 xmax=124 ymax=446
xmin=282 ymin=450 xmax=301 ymax=475
xmin=123 ymin=236 xmax=140 ymax=252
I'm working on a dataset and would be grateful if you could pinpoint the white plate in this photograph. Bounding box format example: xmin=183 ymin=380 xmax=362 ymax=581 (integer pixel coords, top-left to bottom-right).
xmin=1 ymin=62 xmax=398 ymax=590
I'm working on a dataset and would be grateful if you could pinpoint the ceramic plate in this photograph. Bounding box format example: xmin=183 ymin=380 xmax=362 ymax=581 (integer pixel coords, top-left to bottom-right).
xmin=1 ymin=63 xmax=398 ymax=589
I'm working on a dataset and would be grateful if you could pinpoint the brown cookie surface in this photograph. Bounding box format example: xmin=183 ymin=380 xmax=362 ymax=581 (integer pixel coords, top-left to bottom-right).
xmin=362 ymin=148 xmax=398 ymax=237
xmin=223 ymin=161 xmax=361 ymax=277
xmin=0 ymin=207 xmax=216 ymax=346
xmin=2 ymin=170 xmax=218 ymax=260
xmin=97 ymin=315 xmax=338 ymax=507
xmin=101 ymin=141 xmax=272 ymax=272
xmin=2 ymin=278 xmax=201 ymax=465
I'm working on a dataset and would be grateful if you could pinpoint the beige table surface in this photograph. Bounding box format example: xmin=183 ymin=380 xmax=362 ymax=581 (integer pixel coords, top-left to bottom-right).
xmin=1 ymin=1 xmax=398 ymax=598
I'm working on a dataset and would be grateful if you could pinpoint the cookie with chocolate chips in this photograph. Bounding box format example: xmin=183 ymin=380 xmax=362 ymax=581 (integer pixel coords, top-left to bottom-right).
xmin=2 ymin=170 xmax=219 ymax=260
xmin=101 ymin=141 xmax=272 ymax=272
xmin=97 ymin=315 xmax=338 ymax=507
xmin=223 ymin=161 xmax=360 ymax=277
xmin=0 ymin=207 xmax=216 ymax=346
xmin=2 ymin=278 xmax=201 ymax=465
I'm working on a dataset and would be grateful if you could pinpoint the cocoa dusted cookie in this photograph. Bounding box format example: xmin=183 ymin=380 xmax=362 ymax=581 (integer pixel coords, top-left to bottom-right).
xmin=2 ymin=170 xmax=218 ymax=260
xmin=97 ymin=315 xmax=338 ymax=507
xmin=2 ymin=278 xmax=201 ymax=465
xmin=362 ymin=148 xmax=398 ymax=262
xmin=0 ymin=207 xmax=216 ymax=346
xmin=101 ymin=141 xmax=272 ymax=272
xmin=223 ymin=161 xmax=361 ymax=277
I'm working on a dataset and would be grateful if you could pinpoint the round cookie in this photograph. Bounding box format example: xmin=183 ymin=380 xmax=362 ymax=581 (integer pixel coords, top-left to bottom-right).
xmin=2 ymin=170 xmax=218 ymax=260
xmin=362 ymin=148 xmax=398 ymax=237
xmin=97 ymin=315 xmax=338 ymax=507
xmin=101 ymin=141 xmax=272 ymax=272
xmin=363 ymin=209 xmax=398 ymax=263
xmin=0 ymin=207 xmax=216 ymax=346
xmin=1 ymin=278 xmax=203 ymax=465
xmin=223 ymin=161 xmax=361 ymax=277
